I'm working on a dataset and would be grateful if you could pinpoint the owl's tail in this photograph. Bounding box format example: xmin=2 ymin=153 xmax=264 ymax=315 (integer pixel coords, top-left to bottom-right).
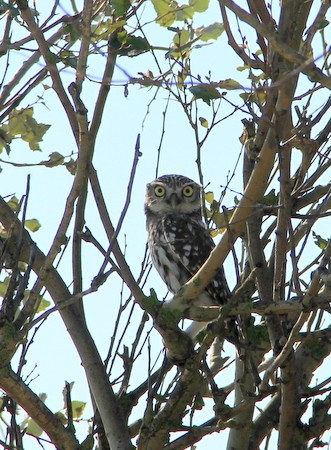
xmin=185 ymin=320 xmax=209 ymax=338
xmin=185 ymin=322 xmax=228 ymax=374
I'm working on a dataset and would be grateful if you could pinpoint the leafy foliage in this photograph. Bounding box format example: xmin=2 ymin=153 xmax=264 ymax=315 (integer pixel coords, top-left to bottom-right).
xmin=196 ymin=22 xmax=224 ymax=41
xmin=189 ymin=84 xmax=222 ymax=105
xmin=0 ymin=108 xmax=50 ymax=153
xmin=0 ymin=1 xmax=330 ymax=450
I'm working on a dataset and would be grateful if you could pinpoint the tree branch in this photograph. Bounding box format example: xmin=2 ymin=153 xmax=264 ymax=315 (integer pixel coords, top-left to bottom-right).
xmin=0 ymin=367 xmax=79 ymax=450
xmin=0 ymin=196 xmax=134 ymax=450
xmin=220 ymin=0 xmax=331 ymax=89
xmin=16 ymin=0 xmax=79 ymax=142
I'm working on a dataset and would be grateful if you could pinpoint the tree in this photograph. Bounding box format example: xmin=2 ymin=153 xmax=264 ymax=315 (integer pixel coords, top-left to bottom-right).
xmin=0 ymin=0 xmax=330 ymax=449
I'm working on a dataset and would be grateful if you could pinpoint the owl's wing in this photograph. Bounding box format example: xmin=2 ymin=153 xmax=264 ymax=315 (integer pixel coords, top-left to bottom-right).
xmin=161 ymin=215 xmax=230 ymax=304
xmin=162 ymin=215 xmax=214 ymax=277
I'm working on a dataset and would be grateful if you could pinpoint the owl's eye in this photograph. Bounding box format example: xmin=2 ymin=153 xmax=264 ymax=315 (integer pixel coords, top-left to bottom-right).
xmin=182 ymin=185 xmax=194 ymax=197
xmin=154 ymin=185 xmax=166 ymax=197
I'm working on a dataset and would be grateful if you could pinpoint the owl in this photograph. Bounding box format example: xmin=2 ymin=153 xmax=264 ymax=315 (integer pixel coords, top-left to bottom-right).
xmin=145 ymin=174 xmax=230 ymax=335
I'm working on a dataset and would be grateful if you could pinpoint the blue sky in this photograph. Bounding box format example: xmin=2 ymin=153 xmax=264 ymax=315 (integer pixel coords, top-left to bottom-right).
xmin=1 ymin=1 xmax=330 ymax=448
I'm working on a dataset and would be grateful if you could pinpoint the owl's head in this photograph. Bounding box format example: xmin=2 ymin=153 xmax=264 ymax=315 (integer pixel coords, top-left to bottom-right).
xmin=145 ymin=174 xmax=202 ymax=217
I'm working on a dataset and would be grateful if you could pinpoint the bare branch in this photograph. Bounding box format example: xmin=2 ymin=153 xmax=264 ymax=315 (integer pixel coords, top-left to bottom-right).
xmin=0 ymin=367 xmax=79 ymax=450
xmin=16 ymin=0 xmax=79 ymax=141
xmin=220 ymin=0 xmax=331 ymax=89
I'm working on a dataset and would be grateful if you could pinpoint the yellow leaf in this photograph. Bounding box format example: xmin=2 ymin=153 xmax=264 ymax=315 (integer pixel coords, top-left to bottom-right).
xmin=25 ymin=219 xmax=41 ymax=232
xmin=72 ymin=400 xmax=86 ymax=418
xmin=7 ymin=195 xmax=20 ymax=212
xmin=37 ymin=297 xmax=51 ymax=313
xmin=199 ymin=117 xmax=208 ymax=128
xmin=204 ymin=191 xmax=214 ymax=203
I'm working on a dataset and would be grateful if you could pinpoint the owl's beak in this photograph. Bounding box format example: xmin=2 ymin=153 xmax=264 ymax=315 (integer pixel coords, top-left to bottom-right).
xmin=168 ymin=193 xmax=180 ymax=208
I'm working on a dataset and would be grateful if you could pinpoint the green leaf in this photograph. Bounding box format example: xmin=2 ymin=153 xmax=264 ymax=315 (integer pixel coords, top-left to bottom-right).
xmin=211 ymin=210 xmax=226 ymax=229
xmin=80 ymin=434 xmax=94 ymax=450
xmin=237 ymin=65 xmax=250 ymax=72
xmin=318 ymin=19 xmax=329 ymax=30
xmin=71 ymin=400 xmax=86 ymax=418
xmin=240 ymin=90 xmax=266 ymax=105
xmin=177 ymin=67 xmax=188 ymax=89
xmin=189 ymin=0 xmax=209 ymax=13
xmin=25 ymin=219 xmax=41 ymax=233
xmin=8 ymin=111 xmax=28 ymax=135
xmin=26 ymin=419 xmax=43 ymax=437
xmin=37 ymin=297 xmax=51 ymax=313
xmin=193 ymin=393 xmax=205 ymax=409
xmin=218 ymin=78 xmax=243 ymax=90
xmin=0 ymin=0 xmax=19 ymax=16
xmin=22 ymin=393 xmax=47 ymax=437
xmin=313 ymin=232 xmax=328 ymax=250
xmin=91 ymin=19 xmax=126 ymax=42
xmin=119 ymin=35 xmax=150 ymax=57
xmin=43 ymin=152 xmax=65 ymax=167
xmin=189 ymin=84 xmax=221 ymax=105
xmin=249 ymin=72 xmax=265 ymax=83
xmin=63 ymin=23 xmax=81 ymax=42
xmin=14 ymin=289 xmax=49 ymax=312
xmin=173 ymin=29 xmax=190 ymax=46
xmin=8 ymin=108 xmax=50 ymax=152
xmin=175 ymin=4 xmax=194 ymax=21
xmin=0 ymin=125 xmax=12 ymax=154
xmin=111 ymin=0 xmax=131 ymax=18
xmin=196 ymin=22 xmax=224 ymax=41
xmin=65 ymin=158 xmax=77 ymax=175
xmin=7 ymin=195 xmax=20 ymax=212
xmin=263 ymin=188 xmax=279 ymax=206
xmin=17 ymin=261 xmax=27 ymax=271
xmin=199 ymin=116 xmax=208 ymax=128
xmin=151 ymin=0 xmax=177 ymax=27
xmin=59 ymin=50 xmax=77 ymax=68
xmin=0 ymin=279 xmax=9 ymax=298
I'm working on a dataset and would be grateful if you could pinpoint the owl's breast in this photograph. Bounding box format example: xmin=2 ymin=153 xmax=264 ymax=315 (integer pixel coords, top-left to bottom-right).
xmin=147 ymin=219 xmax=192 ymax=293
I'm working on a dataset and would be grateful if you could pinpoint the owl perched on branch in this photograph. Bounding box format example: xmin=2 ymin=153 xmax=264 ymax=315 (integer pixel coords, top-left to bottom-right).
xmin=145 ymin=174 xmax=230 ymax=336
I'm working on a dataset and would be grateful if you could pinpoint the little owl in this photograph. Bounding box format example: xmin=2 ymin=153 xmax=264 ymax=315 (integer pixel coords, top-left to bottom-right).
xmin=145 ymin=174 xmax=230 ymax=336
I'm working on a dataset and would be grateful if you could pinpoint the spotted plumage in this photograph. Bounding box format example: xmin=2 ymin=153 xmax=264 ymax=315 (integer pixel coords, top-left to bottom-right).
xmin=144 ymin=174 xmax=230 ymax=313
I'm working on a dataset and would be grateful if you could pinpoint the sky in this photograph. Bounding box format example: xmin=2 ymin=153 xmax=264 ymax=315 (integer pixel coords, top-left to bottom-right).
xmin=0 ymin=1 xmax=330 ymax=448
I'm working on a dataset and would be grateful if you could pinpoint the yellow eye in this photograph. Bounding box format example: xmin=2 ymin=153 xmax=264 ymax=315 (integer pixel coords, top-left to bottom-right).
xmin=154 ymin=185 xmax=166 ymax=197
xmin=182 ymin=185 xmax=194 ymax=197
